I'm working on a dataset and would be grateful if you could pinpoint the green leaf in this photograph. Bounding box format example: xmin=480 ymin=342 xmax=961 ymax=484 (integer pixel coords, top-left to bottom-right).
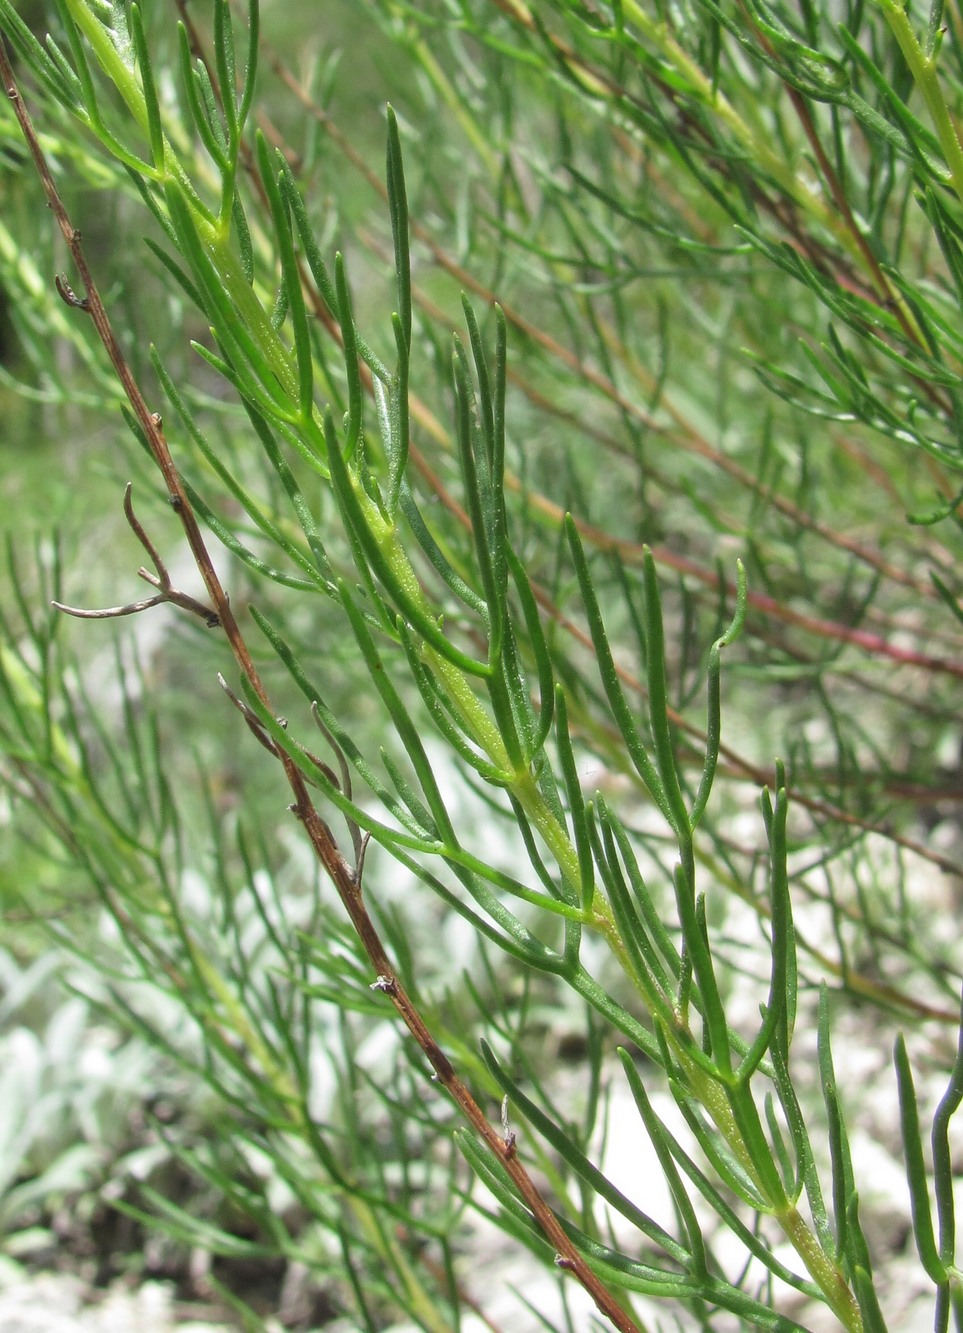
xmin=129 ymin=4 xmax=163 ymax=169
xmin=566 ymin=519 xmax=671 ymax=822
xmin=255 ymin=133 xmax=314 ymax=421
xmin=895 ymin=1034 xmax=945 ymax=1283
xmin=386 ymin=105 xmax=411 ymax=352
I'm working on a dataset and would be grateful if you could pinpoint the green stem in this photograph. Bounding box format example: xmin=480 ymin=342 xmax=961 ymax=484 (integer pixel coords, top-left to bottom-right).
xmin=207 ymin=227 xmax=301 ymax=402
xmin=873 ymin=0 xmax=963 ymax=207
xmin=63 ymin=0 xmax=299 ymax=402
xmin=63 ymin=0 xmax=188 ymax=186
xmin=675 ymin=1049 xmax=864 ymax=1331
xmin=613 ymin=0 xmax=869 ymax=269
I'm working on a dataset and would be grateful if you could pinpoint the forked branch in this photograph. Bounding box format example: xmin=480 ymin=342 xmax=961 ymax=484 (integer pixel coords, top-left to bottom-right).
xmin=52 ymin=483 xmax=220 ymax=627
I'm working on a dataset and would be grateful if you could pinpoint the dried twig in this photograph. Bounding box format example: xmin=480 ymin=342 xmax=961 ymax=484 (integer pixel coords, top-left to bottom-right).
xmin=216 ymin=672 xmax=283 ymax=757
xmin=52 ymin=484 xmax=220 ymax=627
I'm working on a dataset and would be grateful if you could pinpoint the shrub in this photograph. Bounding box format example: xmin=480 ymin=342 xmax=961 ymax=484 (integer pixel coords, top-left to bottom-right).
xmin=1 ymin=1 xmax=963 ymax=1329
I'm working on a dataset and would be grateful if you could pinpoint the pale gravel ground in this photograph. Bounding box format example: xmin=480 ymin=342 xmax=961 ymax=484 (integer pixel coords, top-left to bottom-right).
xmin=3 ymin=911 xmax=958 ymax=1330
xmin=0 ymin=1274 xmax=229 ymax=1332
xmin=2 ymin=755 xmax=959 ymax=1329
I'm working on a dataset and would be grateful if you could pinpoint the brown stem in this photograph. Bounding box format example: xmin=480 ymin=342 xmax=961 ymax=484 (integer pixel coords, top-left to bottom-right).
xmin=1 ymin=38 xmax=643 ymax=1333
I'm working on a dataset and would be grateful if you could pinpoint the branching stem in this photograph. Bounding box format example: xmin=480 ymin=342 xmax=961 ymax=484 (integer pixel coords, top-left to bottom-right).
xmin=0 ymin=39 xmax=643 ymax=1333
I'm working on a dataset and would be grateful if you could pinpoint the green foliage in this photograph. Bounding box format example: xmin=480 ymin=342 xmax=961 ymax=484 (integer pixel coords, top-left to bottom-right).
xmin=1 ymin=0 xmax=963 ymax=1328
